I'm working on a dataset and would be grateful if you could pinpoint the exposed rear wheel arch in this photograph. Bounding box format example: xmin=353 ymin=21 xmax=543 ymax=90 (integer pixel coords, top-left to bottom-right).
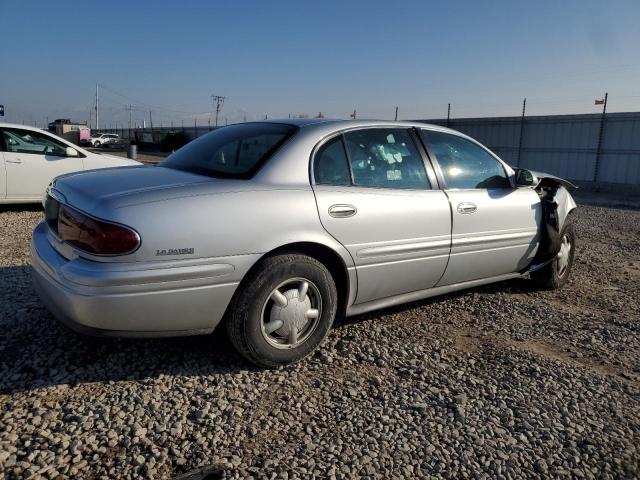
xmin=234 ymin=242 xmax=350 ymax=318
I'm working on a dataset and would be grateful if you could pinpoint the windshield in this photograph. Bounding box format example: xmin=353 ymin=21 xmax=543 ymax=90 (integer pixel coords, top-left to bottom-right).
xmin=160 ymin=122 xmax=297 ymax=178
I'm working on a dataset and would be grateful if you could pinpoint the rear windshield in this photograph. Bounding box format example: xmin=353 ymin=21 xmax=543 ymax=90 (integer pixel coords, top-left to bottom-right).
xmin=160 ymin=122 xmax=297 ymax=178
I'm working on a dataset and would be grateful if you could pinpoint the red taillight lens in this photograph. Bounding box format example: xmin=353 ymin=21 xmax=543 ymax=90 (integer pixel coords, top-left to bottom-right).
xmin=57 ymin=205 xmax=140 ymax=255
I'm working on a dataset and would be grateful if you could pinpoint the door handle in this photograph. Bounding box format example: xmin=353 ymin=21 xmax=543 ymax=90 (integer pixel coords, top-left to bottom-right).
xmin=328 ymin=204 xmax=357 ymax=218
xmin=6 ymin=159 xmax=22 ymax=164
xmin=457 ymin=202 xmax=477 ymax=214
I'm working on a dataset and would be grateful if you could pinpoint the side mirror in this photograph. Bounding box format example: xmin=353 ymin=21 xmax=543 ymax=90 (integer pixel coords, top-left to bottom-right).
xmin=66 ymin=147 xmax=79 ymax=157
xmin=515 ymin=168 xmax=538 ymax=187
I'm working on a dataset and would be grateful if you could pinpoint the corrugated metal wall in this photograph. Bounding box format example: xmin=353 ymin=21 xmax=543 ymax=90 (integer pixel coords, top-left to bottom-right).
xmin=419 ymin=112 xmax=640 ymax=185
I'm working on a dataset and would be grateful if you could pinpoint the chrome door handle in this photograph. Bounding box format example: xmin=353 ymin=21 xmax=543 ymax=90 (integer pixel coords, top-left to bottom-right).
xmin=457 ymin=202 xmax=477 ymax=214
xmin=328 ymin=204 xmax=357 ymax=218
xmin=6 ymin=159 xmax=22 ymax=164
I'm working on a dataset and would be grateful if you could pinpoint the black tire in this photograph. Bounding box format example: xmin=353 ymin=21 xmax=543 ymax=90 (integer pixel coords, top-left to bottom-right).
xmin=94 ymin=141 xmax=101 ymax=147
xmin=531 ymin=218 xmax=576 ymax=289
xmin=226 ymin=254 xmax=338 ymax=367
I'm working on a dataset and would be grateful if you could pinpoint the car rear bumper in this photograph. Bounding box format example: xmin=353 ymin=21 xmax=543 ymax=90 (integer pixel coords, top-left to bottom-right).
xmin=31 ymin=221 xmax=244 ymax=337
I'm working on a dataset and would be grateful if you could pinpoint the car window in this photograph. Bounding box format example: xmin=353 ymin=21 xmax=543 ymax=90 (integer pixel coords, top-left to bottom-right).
xmin=342 ymin=128 xmax=430 ymax=189
xmin=314 ymin=136 xmax=351 ymax=186
xmin=161 ymin=122 xmax=297 ymax=178
xmin=2 ymin=128 xmax=68 ymax=157
xmin=420 ymin=130 xmax=510 ymax=189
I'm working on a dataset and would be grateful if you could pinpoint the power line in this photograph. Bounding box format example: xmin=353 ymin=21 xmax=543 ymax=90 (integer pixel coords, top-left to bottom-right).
xmin=99 ymin=83 xmax=211 ymax=115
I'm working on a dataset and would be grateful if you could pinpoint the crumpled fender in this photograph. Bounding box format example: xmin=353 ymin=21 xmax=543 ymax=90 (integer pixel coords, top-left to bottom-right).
xmin=531 ymin=170 xmax=578 ymax=192
xmin=528 ymin=175 xmax=577 ymax=269
xmin=552 ymin=185 xmax=577 ymax=231
xmin=530 ymin=170 xmax=578 ymax=230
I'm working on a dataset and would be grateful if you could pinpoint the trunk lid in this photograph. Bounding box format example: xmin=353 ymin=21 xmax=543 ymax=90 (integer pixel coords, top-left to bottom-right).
xmin=50 ymin=165 xmax=220 ymax=214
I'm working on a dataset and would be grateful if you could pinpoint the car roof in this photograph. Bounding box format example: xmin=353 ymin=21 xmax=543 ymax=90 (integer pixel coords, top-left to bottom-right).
xmin=255 ymin=118 xmax=462 ymax=135
xmin=0 ymin=122 xmax=52 ymax=132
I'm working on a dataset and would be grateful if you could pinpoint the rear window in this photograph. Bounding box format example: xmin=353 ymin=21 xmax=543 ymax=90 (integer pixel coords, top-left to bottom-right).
xmin=160 ymin=122 xmax=297 ymax=178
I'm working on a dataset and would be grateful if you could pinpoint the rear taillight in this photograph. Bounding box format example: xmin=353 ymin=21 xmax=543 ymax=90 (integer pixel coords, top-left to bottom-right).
xmin=57 ymin=205 xmax=140 ymax=255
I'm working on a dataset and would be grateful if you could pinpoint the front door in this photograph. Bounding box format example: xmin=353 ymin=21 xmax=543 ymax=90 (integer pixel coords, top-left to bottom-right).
xmin=1 ymin=127 xmax=84 ymax=200
xmin=312 ymin=127 xmax=452 ymax=304
xmin=419 ymin=129 xmax=541 ymax=286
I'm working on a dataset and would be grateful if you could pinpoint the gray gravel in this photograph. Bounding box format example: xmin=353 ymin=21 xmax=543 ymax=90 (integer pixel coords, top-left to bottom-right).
xmin=1 ymin=203 xmax=639 ymax=479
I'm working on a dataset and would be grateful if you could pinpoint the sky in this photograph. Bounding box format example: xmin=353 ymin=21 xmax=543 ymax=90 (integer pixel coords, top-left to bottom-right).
xmin=1 ymin=0 xmax=640 ymax=128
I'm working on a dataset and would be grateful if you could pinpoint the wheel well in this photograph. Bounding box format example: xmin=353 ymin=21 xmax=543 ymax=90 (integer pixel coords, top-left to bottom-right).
xmin=262 ymin=242 xmax=350 ymax=315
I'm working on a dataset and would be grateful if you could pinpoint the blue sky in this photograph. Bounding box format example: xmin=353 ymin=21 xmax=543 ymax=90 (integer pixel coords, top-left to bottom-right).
xmin=1 ymin=0 xmax=640 ymax=127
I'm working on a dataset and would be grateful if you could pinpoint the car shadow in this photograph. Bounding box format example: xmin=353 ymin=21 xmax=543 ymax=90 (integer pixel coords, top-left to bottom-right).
xmin=0 ymin=204 xmax=42 ymax=213
xmin=0 ymin=265 xmax=255 ymax=396
xmin=1 ymin=264 xmax=535 ymax=395
xmin=334 ymin=276 xmax=536 ymax=329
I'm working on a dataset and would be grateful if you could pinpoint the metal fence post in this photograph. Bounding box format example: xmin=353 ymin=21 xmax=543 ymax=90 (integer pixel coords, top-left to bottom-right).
xmin=594 ymin=92 xmax=608 ymax=182
xmin=517 ymin=98 xmax=526 ymax=167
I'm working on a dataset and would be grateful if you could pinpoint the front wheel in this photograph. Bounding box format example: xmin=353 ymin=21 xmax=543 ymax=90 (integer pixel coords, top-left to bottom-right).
xmin=531 ymin=218 xmax=576 ymax=289
xmin=226 ymin=254 xmax=338 ymax=367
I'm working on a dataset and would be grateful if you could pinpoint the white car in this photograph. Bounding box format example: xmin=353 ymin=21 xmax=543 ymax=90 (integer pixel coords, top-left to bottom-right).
xmin=0 ymin=123 xmax=140 ymax=204
xmin=90 ymin=133 xmax=120 ymax=147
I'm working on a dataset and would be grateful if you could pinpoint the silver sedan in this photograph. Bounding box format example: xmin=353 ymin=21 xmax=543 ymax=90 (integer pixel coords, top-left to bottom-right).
xmin=32 ymin=119 xmax=577 ymax=366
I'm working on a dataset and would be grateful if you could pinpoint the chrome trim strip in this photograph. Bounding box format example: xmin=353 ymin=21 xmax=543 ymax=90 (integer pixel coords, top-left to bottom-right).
xmin=451 ymin=230 xmax=537 ymax=247
xmin=357 ymin=238 xmax=451 ymax=258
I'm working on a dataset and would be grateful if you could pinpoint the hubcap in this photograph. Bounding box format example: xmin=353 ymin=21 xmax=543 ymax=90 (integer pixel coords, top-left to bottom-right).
xmin=556 ymin=234 xmax=572 ymax=277
xmin=260 ymin=278 xmax=322 ymax=349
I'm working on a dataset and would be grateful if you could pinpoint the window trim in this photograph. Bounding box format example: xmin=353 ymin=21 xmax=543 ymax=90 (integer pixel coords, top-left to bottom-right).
xmin=417 ymin=128 xmax=514 ymax=190
xmin=310 ymin=126 xmax=435 ymax=191
xmin=312 ymin=134 xmax=352 ymax=186
xmin=1 ymin=127 xmax=86 ymax=158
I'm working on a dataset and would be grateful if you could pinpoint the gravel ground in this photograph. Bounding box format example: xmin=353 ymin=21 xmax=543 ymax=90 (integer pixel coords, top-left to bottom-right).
xmin=0 ymin=203 xmax=638 ymax=479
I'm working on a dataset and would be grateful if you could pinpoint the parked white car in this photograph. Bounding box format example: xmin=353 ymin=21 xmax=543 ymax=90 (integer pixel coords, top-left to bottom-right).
xmin=0 ymin=123 xmax=140 ymax=204
xmin=90 ymin=133 xmax=120 ymax=147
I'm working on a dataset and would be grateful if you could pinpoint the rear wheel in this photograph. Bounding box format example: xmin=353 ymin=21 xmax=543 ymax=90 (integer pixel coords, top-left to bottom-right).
xmin=531 ymin=219 xmax=576 ymax=289
xmin=227 ymin=254 xmax=337 ymax=367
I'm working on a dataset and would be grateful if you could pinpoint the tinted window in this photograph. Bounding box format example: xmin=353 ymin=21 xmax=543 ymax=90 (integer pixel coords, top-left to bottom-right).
xmin=2 ymin=128 xmax=68 ymax=156
xmin=161 ymin=123 xmax=297 ymax=178
xmin=421 ymin=130 xmax=510 ymax=189
xmin=343 ymin=129 xmax=429 ymax=189
xmin=314 ymin=136 xmax=350 ymax=185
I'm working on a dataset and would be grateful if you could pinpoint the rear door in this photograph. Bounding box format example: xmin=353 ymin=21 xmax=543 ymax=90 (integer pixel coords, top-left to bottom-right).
xmin=419 ymin=129 xmax=541 ymax=286
xmin=1 ymin=127 xmax=85 ymax=200
xmin=311 ymin=127 xmax=452 ymax=304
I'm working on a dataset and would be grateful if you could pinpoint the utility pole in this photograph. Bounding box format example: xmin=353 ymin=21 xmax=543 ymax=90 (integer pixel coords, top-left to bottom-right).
xmin=394 ymin=106 xmax=398 ymax=121
xmin=95 ymin=83 xmax=100 ymax=130
xmin=350 ymin=109 xmax=357 ymax=119
xmin=125 ymin=105 xmax=134 ymax=130
xmin=446 ymin=103 xmax=451 ymax=128
xmin=149 ymin=111 xmax=153 ymax=130
xmin=594 ymin=92 xmax=608 ymax=182
xmin=211 ymin=95 xmax=226 ymax=127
